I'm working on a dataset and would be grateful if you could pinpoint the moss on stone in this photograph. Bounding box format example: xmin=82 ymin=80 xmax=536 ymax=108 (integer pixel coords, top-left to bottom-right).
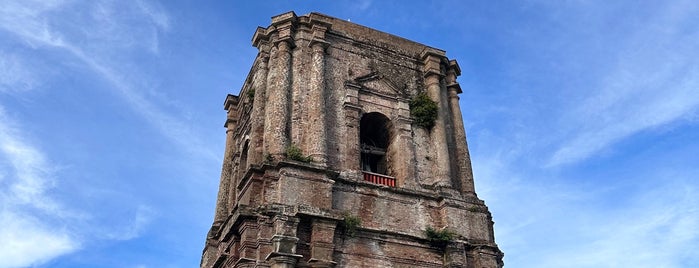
xmin=343 ymin=214 xmax=362 ymax=237
xmin=410 ymin=92 xmax=438 ymax=129
xmin=285 ymin=144 xmax=312 ymax=163
xmin=425 ymin=226 xmax=456 ymax=247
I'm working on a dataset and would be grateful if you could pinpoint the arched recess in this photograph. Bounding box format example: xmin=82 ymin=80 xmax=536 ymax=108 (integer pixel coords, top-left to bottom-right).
xmin=239 ymin=139 xmax=250 ymax=179
xmin=359 ymin=112 xmax=393 ymax=176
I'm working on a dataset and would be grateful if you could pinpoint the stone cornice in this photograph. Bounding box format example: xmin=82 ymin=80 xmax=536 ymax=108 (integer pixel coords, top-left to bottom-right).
xmin=270 ymin=11 xmax=297 ymax=25
xmin=270 ymin=12 xmax=297 ymax=46
xmin=308 ymin=24 xmax=331 ymax=49
xmin=224 ymin=94 xmax=239 ymax=110
xmin=446 ymin=60 xmax=462 ymax=93
xmin=252 ymin=26 xmax=269 ymax=48
xmin=421 ymin=47 xmax=447 ymax=77
xmin=448 ymin=59 xmax=461 ymax=76
xmin=447 ymin=83 xmax=463 ymax=94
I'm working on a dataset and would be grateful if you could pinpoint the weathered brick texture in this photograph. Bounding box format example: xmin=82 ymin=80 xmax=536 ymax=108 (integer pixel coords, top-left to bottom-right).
xmin=202 ymin=11 xmax=503 ymax=268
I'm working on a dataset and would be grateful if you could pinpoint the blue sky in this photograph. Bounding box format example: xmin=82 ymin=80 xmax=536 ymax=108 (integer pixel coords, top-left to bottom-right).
xmin=0 ymin=1 xmax=697 ymax=267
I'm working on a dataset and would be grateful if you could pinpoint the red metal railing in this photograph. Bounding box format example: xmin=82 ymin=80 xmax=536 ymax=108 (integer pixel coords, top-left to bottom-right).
xmin=363 ymin=171 xmax=396 ymax=187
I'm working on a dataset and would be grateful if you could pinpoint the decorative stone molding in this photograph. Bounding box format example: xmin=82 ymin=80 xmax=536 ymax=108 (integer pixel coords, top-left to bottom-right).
xmin=202 ymin=11 xmax=502 ymax=268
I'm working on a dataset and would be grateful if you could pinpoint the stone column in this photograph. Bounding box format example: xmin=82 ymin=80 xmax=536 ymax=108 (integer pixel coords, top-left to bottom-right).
xmin=342 ymin=83 xmax=362 ymax=178
xmin=266 ymin=215 xmax=302 ymax=268
xmin=307 ymin=24 xmax=330 ymax=165
xmin=238 ymin=219 xmax=260 ymax=261
xmin=421 ymin=49 xmax=452 ymax=187
xmin=446 ymin=60 xmax=476 ymax=196
xmin=248 ymin=47 xmax=270 ymax=166
xmin=391 ymin=104 xmax=418 ymax=188
xmin=264 ymin=38 xmax=293 ymax=159
xmin=213 ymin=95 xmax=239 ymax=225
xmin=444 ymin=242 xmax=468 ymax=267
xmin=308 ymin=218 xmax=337 ymax=267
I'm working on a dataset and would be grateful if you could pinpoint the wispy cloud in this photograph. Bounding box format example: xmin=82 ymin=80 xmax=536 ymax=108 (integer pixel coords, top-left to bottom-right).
xmin=104 ymin=205 xmax=156 ymax=241
xmin=0 ymin=52 xmax=39 ymax=93
xmin=475 ymin=154 xmax=699 ymax=268
xmin=0 ymin=211 xmax=78 ymax=268
xmin=0 ymin=107 xmax=80 ymax=268
xmin=0 ymin=1 xmax=182 ymax=266
xmin=539 ymin=178 xmax=699 ymax=267
xmin=0 ymin=0 xmax=216 ymax=160
xmin=547 ymin=2 xmax=699 ymax=166
xmin=0 ymin=104 xmax=158 ymax=267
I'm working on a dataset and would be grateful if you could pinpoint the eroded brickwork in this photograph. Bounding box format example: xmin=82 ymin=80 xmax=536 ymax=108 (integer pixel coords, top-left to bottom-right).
xmin=202 ymin=11 xmax=503 ymax=268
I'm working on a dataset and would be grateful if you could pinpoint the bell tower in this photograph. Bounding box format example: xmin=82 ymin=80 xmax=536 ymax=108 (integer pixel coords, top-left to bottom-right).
xmin=201 ymin=11 xmax=503 ymax=268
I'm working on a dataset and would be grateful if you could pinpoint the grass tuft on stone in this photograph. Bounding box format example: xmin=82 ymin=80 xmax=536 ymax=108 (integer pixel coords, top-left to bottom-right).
xmin=409 ymin=92 xmax=438 ymax=129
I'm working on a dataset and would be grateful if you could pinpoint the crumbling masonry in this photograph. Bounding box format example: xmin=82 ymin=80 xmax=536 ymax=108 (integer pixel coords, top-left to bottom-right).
xmin=201 ymin=12 xmax=503 ymax=268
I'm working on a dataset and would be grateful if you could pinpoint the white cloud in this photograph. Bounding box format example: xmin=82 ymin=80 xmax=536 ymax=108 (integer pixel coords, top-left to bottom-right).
xmin=475 ymin=153 xmax=699 ymax=268
xmin=0 ymin=211 xmax=79 ymax=268
xmin=539 ymin=179 xmax=699 ymax=268
xmin=0 ymin=2 xmax=187 ymax=264
xmin=0 ymin=108 xmax=80 ymax=268
xmin=104 ymin=205 xmax=156 ymax=241
xmin=547 ymin=2 xmax=699 ymax=166
xmin=0 ymin=53 xmax=39 ymax=93
xmin=0 ymin=104 xmax=158 ymax=267
xmin=0 ymin=0 xmax=215 ymax=160
xmin=136 ymin=0 xmax=170 ymax=31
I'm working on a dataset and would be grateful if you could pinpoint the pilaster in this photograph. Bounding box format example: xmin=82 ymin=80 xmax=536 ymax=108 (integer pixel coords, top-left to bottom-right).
xmin=264 ymin=32 xmax=294 ymax=159
xmin=342 ymin=82 xmax=362 ymax=178
xmin=390 ymin=104 xmax=417 ymax=188
xmin=266 ymin=214 xmax=302 ymax=267
xmin=306 ymin=24 xmax=330 ymax=165
xmin=248 ymin=45 xmax=270 ymax=167
xmin=444 ymin=242 xmax=468 ymax=267
xmin=446 ymin=60 xmax=476 ymax=196
xmin=308 ymin=218 xmax=337 ymax=267
xmin=213 ymin=95 xmax=240 ymax=224
xmin=420 ymin=48 xmax=452 ymax=188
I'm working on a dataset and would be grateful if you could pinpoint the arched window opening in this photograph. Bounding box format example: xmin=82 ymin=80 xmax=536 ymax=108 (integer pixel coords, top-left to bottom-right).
xmin=360 ymin=112 xmax=392 ymax=175
xmin=240 ymin=140 xmax=250 ymax=175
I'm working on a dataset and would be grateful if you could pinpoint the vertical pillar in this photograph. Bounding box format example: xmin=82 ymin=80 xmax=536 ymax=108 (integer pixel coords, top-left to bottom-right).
xmin=213 ymin=95 xmax=240 ymax=225
xmin=264 ymin=38 xmax=293 ymax=158
xmin=307 ymin=24 xmax=330 ymax=165
xmin=446 ymin=60 xmax=476 ymax=196
xmin=238 ymin=219 xmax=260 ymax=261
xmin=342 ymin=83 xmax=362 ymax=177
xmin=391 ymin=103 xmax=418 ymax=187
xmin=266 ymin=215 xmax=302 ymax=267
xmin=469 ymin=246 xmax=504 ymax=268
xmin=308 ymin=218 xmax=337 ymax=267
xmin=248 ymin=38 xmax=270 ymax=166
xmin=444 ymin=242 xmax=468 ymax=267
xmin=421 ymin=49 xmax=452 ymax=187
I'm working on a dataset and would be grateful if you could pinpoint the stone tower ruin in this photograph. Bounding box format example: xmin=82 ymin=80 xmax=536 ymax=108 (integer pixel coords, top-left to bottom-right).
xmin=201 ymin=11 xmax=503 ymax=268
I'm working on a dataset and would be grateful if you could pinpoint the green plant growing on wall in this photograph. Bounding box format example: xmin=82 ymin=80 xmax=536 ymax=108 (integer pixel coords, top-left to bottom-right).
xmin=409 ymin=92 xmax=438 ymax=129
xmin=285 ymin=144 xmax=313 ymax=163
xmin=247 ymin=89 xmax=255 ymax=101
xmin=343 ymin=214 xmax=362 ymax=237
xmin=264 ymin=153 xmax=274 ymax=163
xmin=424 ymin=226 xmax=456 ymax=247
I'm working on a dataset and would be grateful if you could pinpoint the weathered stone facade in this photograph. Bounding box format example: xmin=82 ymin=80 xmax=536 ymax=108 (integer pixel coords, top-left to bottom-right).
xmin=201 ymin=12 xmax=503 ymax=268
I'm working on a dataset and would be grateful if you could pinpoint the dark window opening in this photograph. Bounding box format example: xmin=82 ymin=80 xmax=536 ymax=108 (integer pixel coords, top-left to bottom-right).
xmin=240 ymin=140 xmax=249 ymax=174
xmin=360 ymin=112 xmax=392 ymax=175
